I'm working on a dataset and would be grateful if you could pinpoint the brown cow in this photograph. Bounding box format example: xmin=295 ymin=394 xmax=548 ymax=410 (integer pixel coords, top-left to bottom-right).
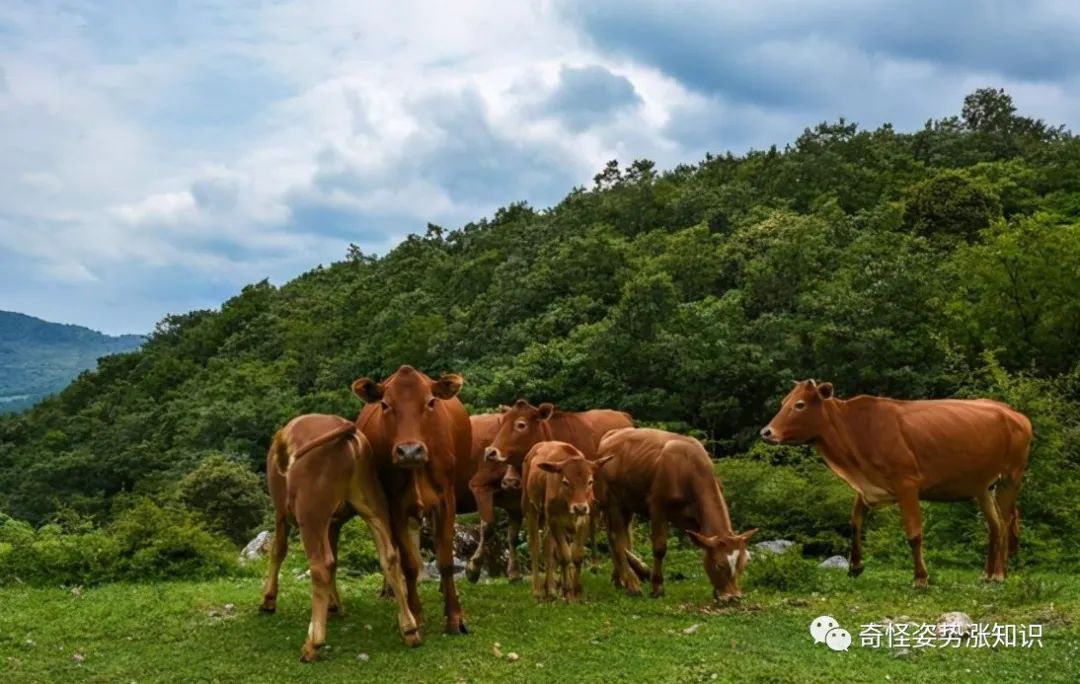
xmin=464 ymin=412 xmax=526 ymax=582
xmin=261 ymin=414 xmax=420 ymax=661
xmin=761 ymin=380 xmax=1032 ymax=586
xmin=476 ymin=399 xmax=640 ymax=577
xmin=596 ymin=427 xmax=757 ymax=601
xmin=523 ymin=441 xmax=599 ymax=601
xmin=353 ymin=365 xmax=472 ymax=634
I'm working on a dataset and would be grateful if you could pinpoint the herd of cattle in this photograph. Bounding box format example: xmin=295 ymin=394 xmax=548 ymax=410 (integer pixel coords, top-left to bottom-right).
xmin=259 ymin=365 xmax=1033 ymax=661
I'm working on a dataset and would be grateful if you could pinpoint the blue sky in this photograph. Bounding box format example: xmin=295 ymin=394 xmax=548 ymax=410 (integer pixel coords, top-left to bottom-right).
xmin=1 ymin=1 xmax=1078 ymax=334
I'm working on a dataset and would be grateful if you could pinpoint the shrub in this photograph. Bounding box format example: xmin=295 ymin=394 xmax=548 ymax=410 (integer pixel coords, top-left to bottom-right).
xmin=174 ymin=453 xmax=269 ymax=545
xmin=335 ymin=520 xmax=381 ymax=574
xmin=744 ymin=544 xmax=819 ymax=592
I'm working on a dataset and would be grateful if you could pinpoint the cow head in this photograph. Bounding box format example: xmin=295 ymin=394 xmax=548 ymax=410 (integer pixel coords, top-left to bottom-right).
xmin=760 ymin=379 xmax=834 ymax=445
xmin=537 ymin=456 xmax=598 ymax=518
xmin=352 ymin=365 xmax=464 ymax=468
xmin=687 ymin=528 xmax=758 ymax=600
xmin=484 ymin=399 xmax=556 ymax=465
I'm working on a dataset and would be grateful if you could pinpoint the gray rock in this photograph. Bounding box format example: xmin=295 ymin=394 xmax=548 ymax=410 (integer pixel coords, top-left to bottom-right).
xmin=936 ymin=611 xmax=975 ymax=636
xmin=819 ymin=555 xmax=850 ymax=570
xmin=240 ymin=531 xmax=272 ymax=561
xmin=420 ymin=557 xmax=467 ymax=581
xmin=753 ymin=540 xmax=795 ymax=555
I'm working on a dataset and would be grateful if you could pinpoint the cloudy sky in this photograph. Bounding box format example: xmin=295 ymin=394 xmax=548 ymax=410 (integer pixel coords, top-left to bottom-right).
xmin=2 ymin=1 xmax=1078 ymax=334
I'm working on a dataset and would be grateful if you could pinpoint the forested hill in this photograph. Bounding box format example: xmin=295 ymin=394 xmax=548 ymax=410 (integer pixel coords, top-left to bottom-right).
xmin=1 ymin=88 xmax=1078 ymax=529
xmin=0 ymin=311 xmax=142 ymax=414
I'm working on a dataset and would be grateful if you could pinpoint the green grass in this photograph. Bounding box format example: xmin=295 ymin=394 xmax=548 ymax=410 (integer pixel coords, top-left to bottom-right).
xmin=2 ymin=547 xmax=1078 ymax=683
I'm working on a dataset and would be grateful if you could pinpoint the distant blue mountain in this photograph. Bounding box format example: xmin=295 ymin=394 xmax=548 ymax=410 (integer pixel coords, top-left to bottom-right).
xmin=0 ymin=311 xmax=143 ymax=413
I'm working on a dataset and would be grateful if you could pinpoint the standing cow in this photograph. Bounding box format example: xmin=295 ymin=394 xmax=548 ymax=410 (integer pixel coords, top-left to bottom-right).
xmin=473 ymin=399 xmax=642 ymax=578
xmin=261 ymin=414 xmax=420 ymax=660
xmin=761 ymin=379 xmax=1032 ymax=586
xmin=596 ymin=427 xmax=757 ymax=601
xmin=352 ymin=365 xmax=472 ymax=634
xmin=523 ymin=441 xmax=600 ymax=601
xmin=465 ymin=412 xmax=526 ymax=582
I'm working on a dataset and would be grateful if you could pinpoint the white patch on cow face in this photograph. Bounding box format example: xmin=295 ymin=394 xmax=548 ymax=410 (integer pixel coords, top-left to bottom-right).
xmin=727 ymin=551 xmax=739 ymax=575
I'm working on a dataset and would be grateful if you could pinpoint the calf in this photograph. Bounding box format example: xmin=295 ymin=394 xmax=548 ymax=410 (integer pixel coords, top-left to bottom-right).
xmin=597 ymin=428 xmax=757 ymax=601
xmin=761 ymin=379 xmax=1032 ymax=586
xmin=262 ymin=414 xmax=420 ymax=661
xmin=523 ymin=441 xmax=599 ymax=601
xmin=465 ymin=412 xmax=526 ymax=582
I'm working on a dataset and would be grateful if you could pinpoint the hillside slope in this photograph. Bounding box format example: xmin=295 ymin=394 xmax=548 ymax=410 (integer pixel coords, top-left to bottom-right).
xmin=0 ymin=311 xmax=142 ymax=413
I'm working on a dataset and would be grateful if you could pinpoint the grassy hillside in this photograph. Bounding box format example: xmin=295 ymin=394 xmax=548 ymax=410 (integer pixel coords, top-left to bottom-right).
xmin=0 ymin=311 xmax=142 ymax=413
xmin=0 ymin=87 xmax=1078 ymax=564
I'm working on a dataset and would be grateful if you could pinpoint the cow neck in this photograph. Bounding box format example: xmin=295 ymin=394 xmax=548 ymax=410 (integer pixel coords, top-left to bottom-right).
xmin=813 ymin=399 xmax=862 ymax=472
xmin=695 ymin=478 xmax=735 ymax=537
xmin=539 ymin=416 xmax=556 ymax=443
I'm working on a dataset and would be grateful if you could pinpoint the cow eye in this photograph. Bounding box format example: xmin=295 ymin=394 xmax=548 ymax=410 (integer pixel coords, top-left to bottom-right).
xmin=587 ymin=477 xmax=594 ymax=486
xmin=561 ymin=478 xmax=570 ymax=487
xmin=515 ymin=421 xmax=527 ymax=431
xmin=794 ymin=400 xmax=806 ymax=410
xmin=427 ymin=397 xmax=437 ymax=410
xmin=380 ymin=400 xmax=392 ymax=412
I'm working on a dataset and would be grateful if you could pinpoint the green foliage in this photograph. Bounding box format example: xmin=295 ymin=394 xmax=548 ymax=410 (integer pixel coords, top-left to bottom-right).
xmin=173 ymin=453 xmax=270 ymax=545
xmin=743 ymin=544 xmax=819 ymax=592
xmin=903 ymin=170 xmax=1001 ymax=243
xmin=335 ymin=521 xmax=381 ymax=574
xmin=0 ymin=500 xmax=237 ymax=585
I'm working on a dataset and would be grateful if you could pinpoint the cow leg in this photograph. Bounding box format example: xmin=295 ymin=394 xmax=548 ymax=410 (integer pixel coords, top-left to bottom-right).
xmin=571 ymin=522 xmax=589 ymax=599
xmin=995 ymin=473 xmax=1023 ymax=561
xmin=527 ymin=506 xmax=546 ymax=601
xmin=260 ymin=513 xmax=289 ymax=613
xmin=555 ymin=528 xmax=575 ymax=601
xmin=506 ymin=512 xmax=523 ymax=582
xmin=627 ymin=551 xmax=651 ymax=581
xmin=648 ymin=511 xmax=668 ymax=598
xmin=466 ymin=484 xmax=497 ymax=583
xmin=432 ymin=490 xmax=467 ymax=634
xmin=390 ymin=504 xmax=424 ymax=628
xmin=298 ymin=516 xmax=333 ymax=662
xmin=976 ymin=488 xmax=1006 ymax=582
xmin=588 ymin=510 xmax=600 ymax=574
xmin=544 ymin=529 xmax=560 ymax=599
xmin=608 ymin=505 xmax=641 ymax=595
xmin=849 ymin=496 xmax=869 ymax=578
xmin=347 ymin=486 xmax=421 ymax=647
xmin=896 ymin=488 xmax=929 ymax=588
xmin=327 ymin=517 xmax=344 ymax=615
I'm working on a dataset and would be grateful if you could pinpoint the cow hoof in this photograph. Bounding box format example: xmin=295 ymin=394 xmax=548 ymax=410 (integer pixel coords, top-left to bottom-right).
xmin=300 ymin=642 xmax=321 ymax=662
xmin=445 ymin=620 xmax=468 ymax=635
xmin=912 ymin=577 xmax=930 ymax=590
xmin=507 ymin=573 xmax=523 ymax=584
xmin=650 ymin=587 xmax=665 ymax=599
xmin=465 ymin=564 xmax=481 ymax=584
xmin=625 ymin=587 xmax=642 ymax=597
xmin=259 ymin=601 xmax=276 ymax=614
xmin=402 ymin=629 xmax=423 ymax=648
xmin=848 ymin=564 xmax=864 ymax=578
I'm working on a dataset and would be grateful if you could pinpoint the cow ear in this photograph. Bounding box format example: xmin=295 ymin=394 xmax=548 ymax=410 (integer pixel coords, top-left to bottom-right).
xmin=593 ymin=454 xmax=615 ymax=470
xmin=816 ymin=382 xmax=834 ymax=400
xmin=432 ymin=373 xmax=464 ymax=400
xmin=736 ymin=528 xmax=759 ymax=546
xmin=686 ymin=530 xmax=720 ymax=549
xmin=538 ymin=403 xmax=555 ymax=420
xmin=537 ymin=461 xmax=562 ymax=474
xmin=498 ymin=404 xmax=512 ymax=414
xmin=352 ymin=378 xmax=383 ymax=403
xmin=514 ymin=398 xmax=530 ymax=409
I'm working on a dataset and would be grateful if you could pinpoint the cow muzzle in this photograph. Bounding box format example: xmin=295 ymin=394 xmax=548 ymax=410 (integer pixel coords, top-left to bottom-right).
xmin=484 ymin=447 xmax=506 ymax=463
xmin=500 ymin=470 xmax=522 ymax=490
xmin=759 ymin=426 xmax=779 ymax=445
xmin=393 ymin=442 xmax=428 ymax=468
xmin=570 ymin=503 xmax=590 ymax=517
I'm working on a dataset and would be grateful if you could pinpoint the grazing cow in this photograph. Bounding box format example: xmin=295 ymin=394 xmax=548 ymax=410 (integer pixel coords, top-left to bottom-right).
xmin=465 ymin=412 xmax=526 ymax=582
xmin=760 ymin=380 xmax=1032 ymax=586
xmin=476 ymin=399 xmax=640 ymax=577
xmin=353 ymin=365 xmax=472 ymax=634
xmin=261 ymin=414 xmax=420 ymax=661
xmin=523 ymin=441 xmax=599 ymax=601
xmin=596 ymin=428 xmax=757 ymax=601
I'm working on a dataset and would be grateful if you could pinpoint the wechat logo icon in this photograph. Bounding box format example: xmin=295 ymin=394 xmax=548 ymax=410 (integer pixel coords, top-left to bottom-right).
xmin=810 ymin=615 xmax=852 ymax=652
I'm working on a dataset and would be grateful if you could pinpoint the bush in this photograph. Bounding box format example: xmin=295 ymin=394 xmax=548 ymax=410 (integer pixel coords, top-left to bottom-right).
xmin=174 ymin=453 xmax=269 ymax=545
xmin=335 ymin=520 xmax=381 ymax=574
xmin=744 ymin=545 xmax=819 ymax=592
xmin=0 ymin=499 xmax=238 ymax=585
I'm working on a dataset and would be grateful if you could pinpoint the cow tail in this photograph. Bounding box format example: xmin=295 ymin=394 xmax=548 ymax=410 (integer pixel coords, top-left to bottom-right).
xmin=275 ymin=422 xmax=357 ymax=476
